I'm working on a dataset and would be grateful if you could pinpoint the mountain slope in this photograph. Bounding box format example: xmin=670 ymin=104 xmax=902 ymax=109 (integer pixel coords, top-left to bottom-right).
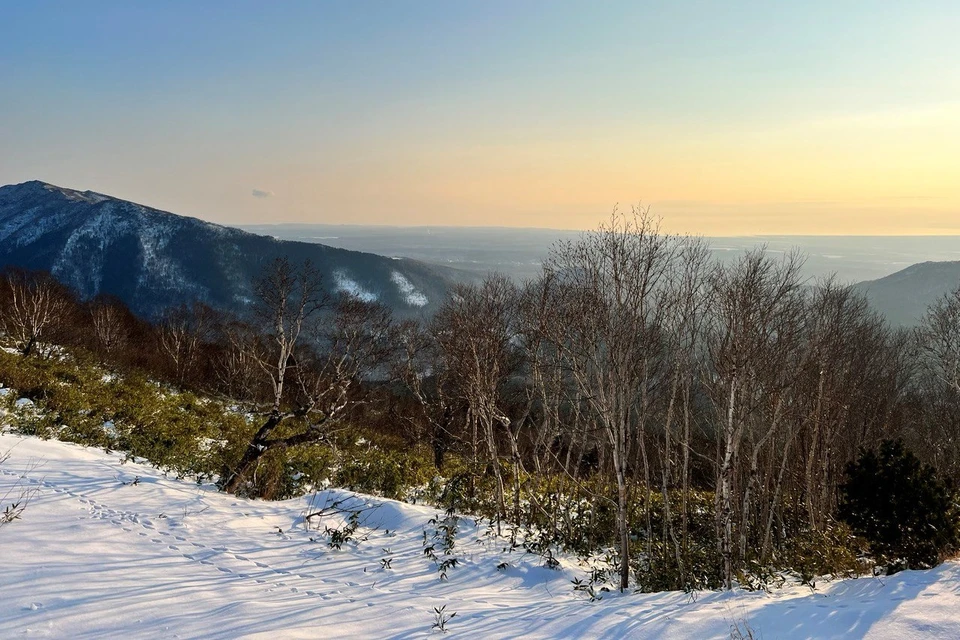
xmin=853 ymin=261 xmax=960 ymax=327
xmin=0 ymin=181 xmax=455 ymax=318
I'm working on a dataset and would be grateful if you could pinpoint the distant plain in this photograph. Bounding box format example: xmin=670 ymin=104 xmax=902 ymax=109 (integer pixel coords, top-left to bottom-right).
xmin=242 ymin=224 xmax=960 ymax=284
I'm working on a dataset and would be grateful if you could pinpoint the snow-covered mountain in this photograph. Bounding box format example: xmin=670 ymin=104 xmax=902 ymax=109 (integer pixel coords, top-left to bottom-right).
xmin=0 ymin=181 xmax=455 ymax=318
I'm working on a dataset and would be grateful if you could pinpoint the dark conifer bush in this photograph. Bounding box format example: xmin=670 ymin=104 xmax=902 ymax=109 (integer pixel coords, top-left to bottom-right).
xmin=838 ymin=440 xmax=960 ymax=572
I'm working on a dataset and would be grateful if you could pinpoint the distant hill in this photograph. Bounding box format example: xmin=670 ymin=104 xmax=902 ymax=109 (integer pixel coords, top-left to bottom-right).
xmin=853 ymin=261 xmax=960 ymax=326
xmin=0 ymin=181 xmax=458 ymax=319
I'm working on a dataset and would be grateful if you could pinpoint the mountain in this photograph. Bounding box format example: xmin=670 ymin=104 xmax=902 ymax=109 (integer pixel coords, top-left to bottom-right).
xmin=853 ymin=261 xmax=960 ymax=326
xmin=0 ymin=181 xmax=458 ymax=319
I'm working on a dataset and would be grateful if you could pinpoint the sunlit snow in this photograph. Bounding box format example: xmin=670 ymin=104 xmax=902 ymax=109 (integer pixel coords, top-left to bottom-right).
xmin=2 ymin=433 xmax=959 ymax=639
xmin=391 ymin=271 xmax=429 ymax=307
xmin=333 ymin=270 xmax=379 ymax=302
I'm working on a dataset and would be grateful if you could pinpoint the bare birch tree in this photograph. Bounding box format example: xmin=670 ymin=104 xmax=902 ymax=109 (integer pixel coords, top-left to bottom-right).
xmin=90 ymin=298 xmax=128 ymax=354
xmin=394 ymin=319 xmax=462 ymax=470
xmin=432 ymin=275 xmax=519 ymax=531
xmin=918 ymin=283 xmax=960 ymax=395
xmin=544 ymin=206 xmax=680 ymax=591
xmin=158 ymin=302 xmax=212 ymax=384
xmin=706 ymin=247 xmax=805 ymax=588
xmin=223 ymin=258 xmax=393 ymax=496
xmin=0 ymin=269 xmax=69 ymax=357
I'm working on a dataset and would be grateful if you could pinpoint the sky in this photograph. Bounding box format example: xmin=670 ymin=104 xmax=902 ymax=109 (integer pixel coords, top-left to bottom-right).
xmin=1 ymin=1 xmax=958 ymax=235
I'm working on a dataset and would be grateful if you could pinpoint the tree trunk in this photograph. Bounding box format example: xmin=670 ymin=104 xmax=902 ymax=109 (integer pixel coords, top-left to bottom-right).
xmin=222 ymin=412 xmax=285 ymax=494
xmin=719 ymin=375 xmax=739 ymax=590
xmin=616 ymin=458 xmax=630 ymax=591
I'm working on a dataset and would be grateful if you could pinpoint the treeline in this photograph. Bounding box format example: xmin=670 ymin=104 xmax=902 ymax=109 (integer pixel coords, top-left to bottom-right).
xmin=2 ymin=208 xmax=959 ymax=592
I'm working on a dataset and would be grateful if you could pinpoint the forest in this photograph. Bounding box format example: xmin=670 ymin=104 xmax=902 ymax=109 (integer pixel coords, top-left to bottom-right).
xmin=2 ymin=208 xmax=959 ymax=593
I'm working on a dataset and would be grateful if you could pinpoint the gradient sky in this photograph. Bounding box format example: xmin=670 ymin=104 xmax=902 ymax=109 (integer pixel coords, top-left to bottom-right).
xmin=2 ymin=1 xmax=958 ymax=234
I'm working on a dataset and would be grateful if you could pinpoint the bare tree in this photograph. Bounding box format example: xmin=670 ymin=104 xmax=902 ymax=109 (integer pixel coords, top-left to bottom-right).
xmin=915 ymin=283 xmax=960 ymax=479
xmin=516 ymin=272 xmax=569 ymax=476
xmin=432 ymin=275 xmax=520 ymax=531
xmin=214 ymin=318 xmax=264 ymax=403
xmin=656 ymin=236 xmax=711 ymax=586
xmin=158 ymin=302 xmax=213 ymax=384
xmin=918 ymin=284 xmax=960 ymax=395
xmin=222 ymin=258 xmax=393 ymax=496
xmin=0 ymin=269 xmax=69 ymax=356
xmin=90 ymin=297 xmax=129 ymax=354
xmin=544 ymin=206 xmax=681 ymax=591
xmin=706 ymin=247 xmax=805 ymax=588
xmin=793 ymin=279 xmax=883 ymax=531
xmin=394 ymin=319 xmax=461 ymax=470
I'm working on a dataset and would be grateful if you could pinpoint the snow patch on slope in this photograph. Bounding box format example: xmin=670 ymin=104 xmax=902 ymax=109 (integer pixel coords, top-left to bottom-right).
xmin=49 ymin=201 xmax=202 ymax=299
xmin=333 ymin=270 xmax=378 ymax=302
xmin=390 ymin=271 xmax=428 ymax=307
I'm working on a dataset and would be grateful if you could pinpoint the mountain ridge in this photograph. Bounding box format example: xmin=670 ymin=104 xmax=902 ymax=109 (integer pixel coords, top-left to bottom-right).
xmin=0 ymin=180 xmax=457 ymax=319
xmin=852 ymin=260 xmax=960 ymax=327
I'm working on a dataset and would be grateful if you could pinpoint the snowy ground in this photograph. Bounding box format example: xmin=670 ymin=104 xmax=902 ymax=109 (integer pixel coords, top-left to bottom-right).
xmin=2 ymin=433 xmax=959 ymax=639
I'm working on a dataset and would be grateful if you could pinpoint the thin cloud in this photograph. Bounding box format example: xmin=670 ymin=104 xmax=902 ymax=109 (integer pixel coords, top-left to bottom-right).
xmin=252 ymin=188 xmax=274 ymax=199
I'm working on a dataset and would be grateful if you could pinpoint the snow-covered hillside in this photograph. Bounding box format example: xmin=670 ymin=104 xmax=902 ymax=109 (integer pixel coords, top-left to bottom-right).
xmin=2 ymin=433 xmax=959 ymax=639
xmin=0 ymin=180 xmax=455 ymax=318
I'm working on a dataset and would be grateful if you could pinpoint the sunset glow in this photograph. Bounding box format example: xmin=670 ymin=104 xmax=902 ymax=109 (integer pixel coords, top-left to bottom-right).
xmin=2 ymin=2 xmax=957 ymax=234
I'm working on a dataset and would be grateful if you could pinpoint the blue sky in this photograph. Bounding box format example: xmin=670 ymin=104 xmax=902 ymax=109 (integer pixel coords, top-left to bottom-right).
xmin=2 ymin=1 xmax=958 ymax=233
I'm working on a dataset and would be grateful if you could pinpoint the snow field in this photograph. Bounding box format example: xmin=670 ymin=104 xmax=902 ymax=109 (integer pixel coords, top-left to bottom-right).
xmin=1 ymin=433 xmax=959 ymax=639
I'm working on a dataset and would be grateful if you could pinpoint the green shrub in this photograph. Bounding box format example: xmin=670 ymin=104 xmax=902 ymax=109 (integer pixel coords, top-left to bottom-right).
xmin=0 ymin=350 xmax=250 ymax=483
xmin=780 ymin=521 xmax=865 ymax=586
xmin=335 ymin=443 xmax=435 ymax=500
xmin=839 ymin=439 xmax=960 ymax=572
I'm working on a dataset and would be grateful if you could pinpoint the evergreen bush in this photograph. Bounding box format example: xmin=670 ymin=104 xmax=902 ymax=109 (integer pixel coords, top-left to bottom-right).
xmin=839 ymin=439 xmax=960 ymax=572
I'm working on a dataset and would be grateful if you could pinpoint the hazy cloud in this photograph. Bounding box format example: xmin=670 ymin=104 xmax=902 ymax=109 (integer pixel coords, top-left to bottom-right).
xmin=252 ymin=188 xmax=274 ymax=199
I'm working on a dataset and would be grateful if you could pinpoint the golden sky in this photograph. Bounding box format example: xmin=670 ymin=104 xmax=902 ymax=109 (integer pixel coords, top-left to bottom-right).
xmin=2 ymin=2 xmax=958 ymax=235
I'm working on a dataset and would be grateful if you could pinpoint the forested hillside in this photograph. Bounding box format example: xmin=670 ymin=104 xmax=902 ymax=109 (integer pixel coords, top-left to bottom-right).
xmin=1 ymin=208 xmax=958 ymax=594
xmin=0 ymin=180 xmax=456 ymax=319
